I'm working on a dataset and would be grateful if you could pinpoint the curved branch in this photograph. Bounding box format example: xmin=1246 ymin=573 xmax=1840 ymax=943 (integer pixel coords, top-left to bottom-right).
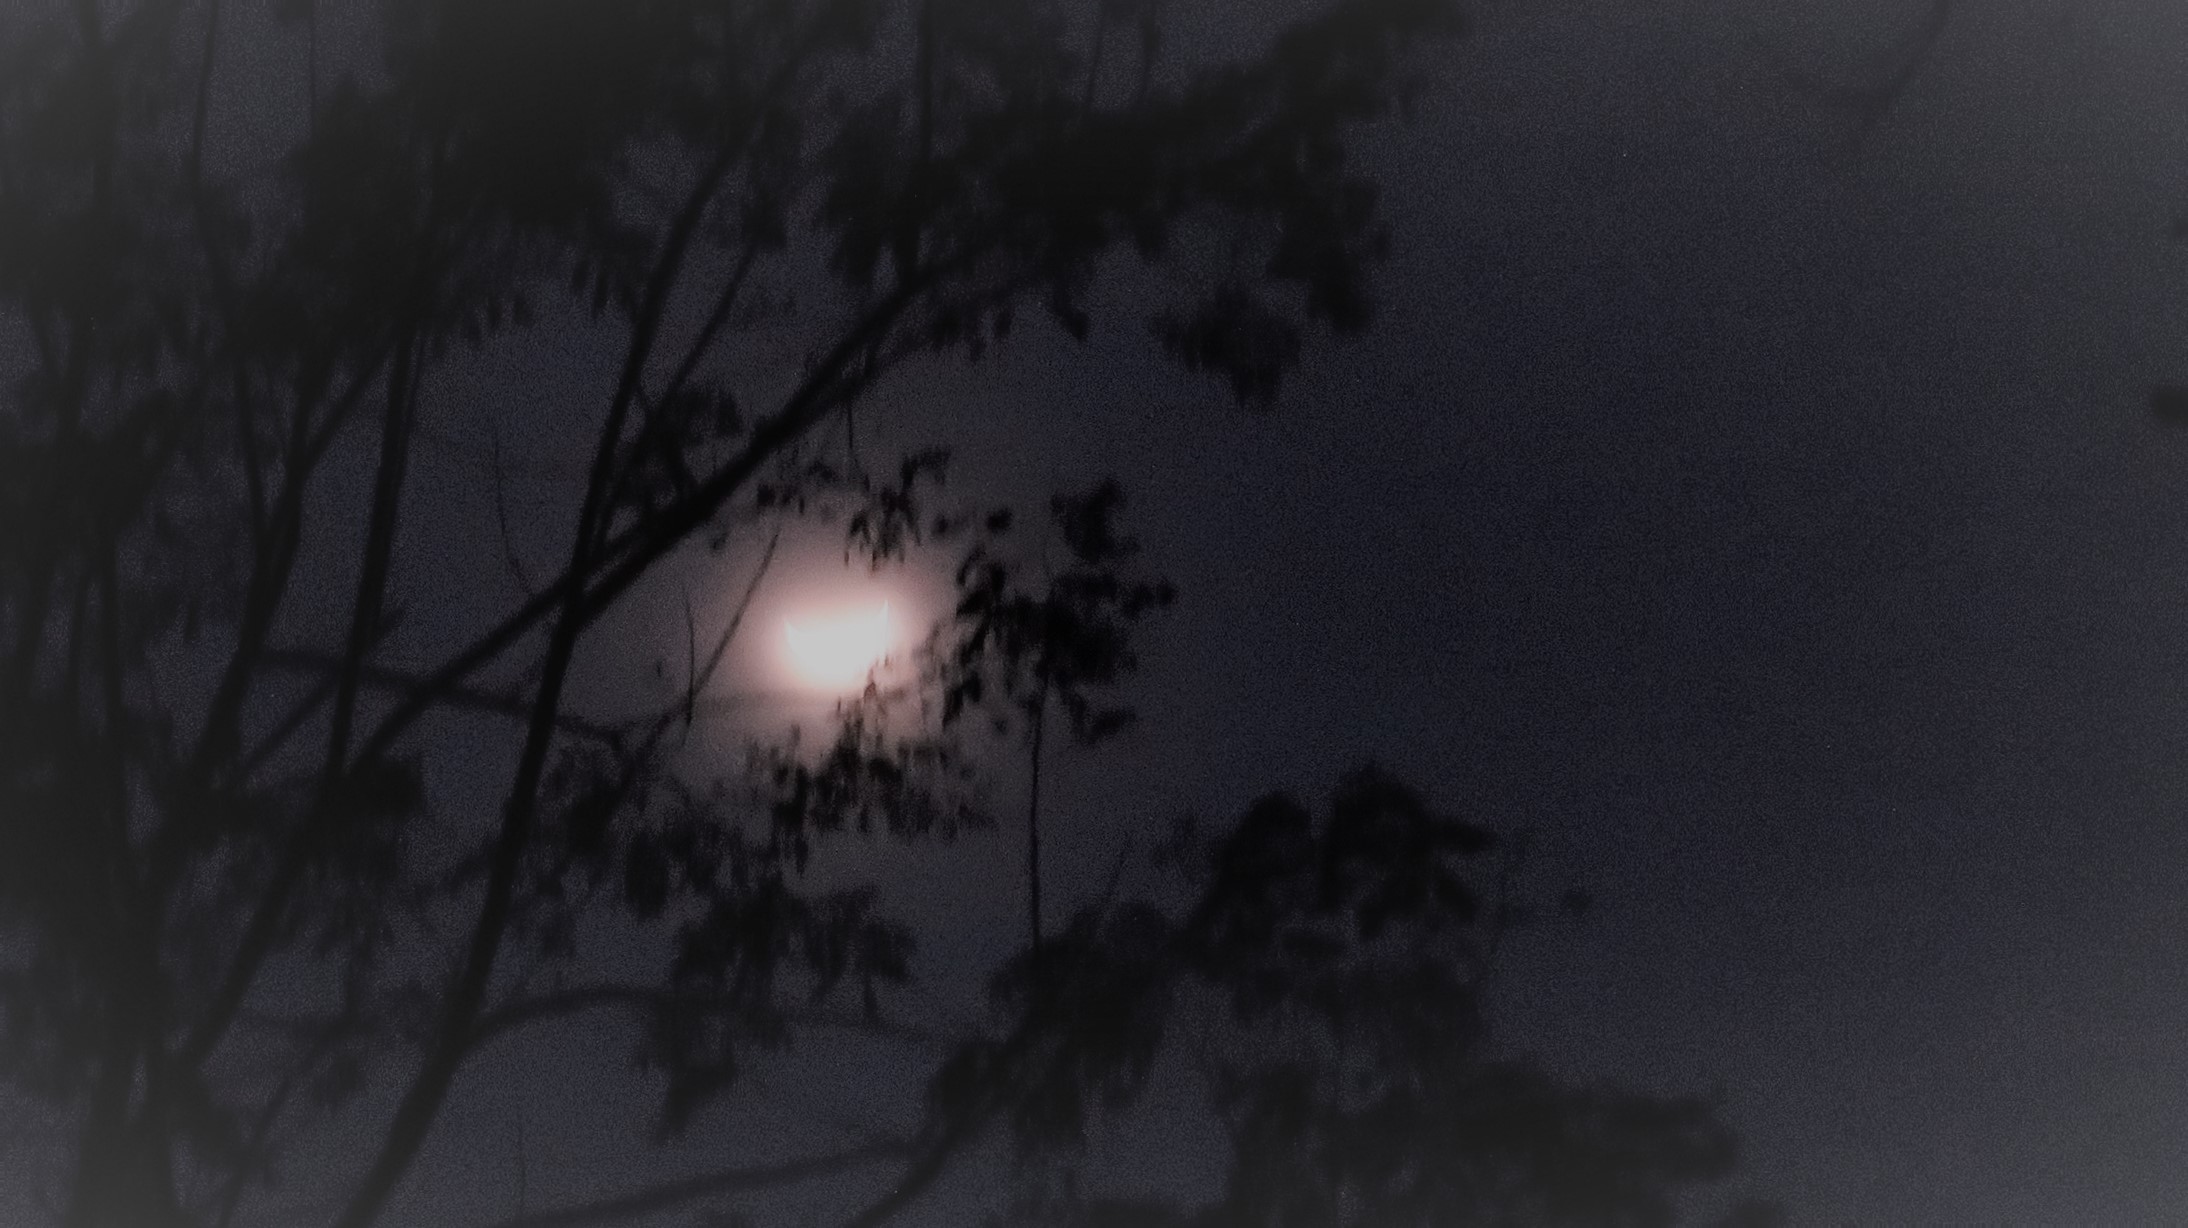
xmin=466 ymin=984 xmax=971 ymax=1057
xmin=1757 ymin=0 xmax=1954 ymax=153
xmin=255 ymin=648 xmax=627 ymax=745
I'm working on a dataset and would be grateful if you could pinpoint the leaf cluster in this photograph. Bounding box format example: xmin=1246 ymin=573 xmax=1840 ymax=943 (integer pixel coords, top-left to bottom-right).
xmin=936 ymin=477 xmax=1176 ymax=742
xmin=916 ymin=767 xmax=1747 ymax=1227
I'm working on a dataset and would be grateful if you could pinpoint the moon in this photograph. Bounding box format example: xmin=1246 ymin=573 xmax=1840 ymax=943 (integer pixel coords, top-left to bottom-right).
xmin=782 ymin=601 xmax=895 ymax=692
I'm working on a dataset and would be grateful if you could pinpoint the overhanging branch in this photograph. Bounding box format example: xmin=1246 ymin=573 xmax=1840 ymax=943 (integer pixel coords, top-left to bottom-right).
xmin=257 ymin=648 xmax=628 ymax=745
xmin=466 ymin=984 xmax=973 ymax=1056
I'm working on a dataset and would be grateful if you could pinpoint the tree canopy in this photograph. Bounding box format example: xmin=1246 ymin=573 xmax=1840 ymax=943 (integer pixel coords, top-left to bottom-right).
xmin=0 ymin=0 xmax=1762 ymax=1224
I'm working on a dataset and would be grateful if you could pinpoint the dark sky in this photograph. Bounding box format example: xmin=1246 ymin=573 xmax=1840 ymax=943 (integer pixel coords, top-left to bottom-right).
xmin=98 ymin=0 xmax=2188 ymax=1223
xmin=1172 ymin=4 xmax=2188 ymax=1222
xmin=884 ymin=1 xmax=2188 ymax=1221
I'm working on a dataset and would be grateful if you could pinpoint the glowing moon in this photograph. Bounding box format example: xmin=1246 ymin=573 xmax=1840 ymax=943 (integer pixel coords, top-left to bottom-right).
xmin=782 ymin=602 xmax=894 ymax=691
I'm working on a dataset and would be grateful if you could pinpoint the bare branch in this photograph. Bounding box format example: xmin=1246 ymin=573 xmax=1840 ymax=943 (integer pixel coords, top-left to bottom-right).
xmin=1756 ymin=1 xmax=1955 ymax=157
xmin=488 ymin=419 xmax=543 ymax=600
xmin=256 ymin=648 xmax=628 ymax=744
xmin=466 ymin=985 xmax=971 ymax=1056
xmin=325 ymin=331 xmax=424 ymax=776
xmin=190 ymin=337 xmax=400 ymax=779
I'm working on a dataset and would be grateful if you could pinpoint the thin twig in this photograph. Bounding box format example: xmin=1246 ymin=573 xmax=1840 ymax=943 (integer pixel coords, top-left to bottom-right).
xmin=489 ymin=418 xmax=542 ymax=599
xmin=1754 ymin=1 xmax=1955 ymax=160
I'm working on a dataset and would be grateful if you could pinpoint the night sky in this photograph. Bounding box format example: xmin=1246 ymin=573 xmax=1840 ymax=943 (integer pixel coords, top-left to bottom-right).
xmin=374 ymin=1 xmax=2188 ymax=1222
xmin=14 ymin=0 xmax=2188 ymax=1223
xmin=1117 ymin=4 xmax=2188 ymax=1220
xmin=844 ymin=2 xmax=2188 ymax=1220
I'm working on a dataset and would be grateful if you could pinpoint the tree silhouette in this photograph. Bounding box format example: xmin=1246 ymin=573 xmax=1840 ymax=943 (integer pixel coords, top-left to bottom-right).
xmin=932 ymin=477 xmax=1176 ymax=975
xmin=947 ymin=766 xmax=1749 ymax=1228
xmin=0 ymin=0 xmax=1761 ymax=1225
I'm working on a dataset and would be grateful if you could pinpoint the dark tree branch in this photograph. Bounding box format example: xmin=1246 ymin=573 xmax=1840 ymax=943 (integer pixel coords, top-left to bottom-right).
xmin=327 ymin=40 xmax=844 ymax=1217
xmin=190 ymin=336 xmax=400 ymax=781
xmin=326 ymin=331 xmax=423 ymax=777
xmin=256 ymin=648 xmax=628 ymax=744
xmin=488 ymin=419 xmax=543 ymax=599
xmin=1758 ymin=0 xmax=1955 ymax=155
xmin=466 ymin=985 xmax=970 ymax=1056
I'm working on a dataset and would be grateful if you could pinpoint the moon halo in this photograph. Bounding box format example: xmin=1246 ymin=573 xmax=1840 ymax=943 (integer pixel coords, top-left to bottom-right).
xmin=782 ymin=601 xmax=895 ymax=692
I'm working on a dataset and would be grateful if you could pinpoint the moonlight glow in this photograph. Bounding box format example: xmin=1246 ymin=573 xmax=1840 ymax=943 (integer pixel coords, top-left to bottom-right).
xmin=782 ymin=602 xmax=895 ymax=692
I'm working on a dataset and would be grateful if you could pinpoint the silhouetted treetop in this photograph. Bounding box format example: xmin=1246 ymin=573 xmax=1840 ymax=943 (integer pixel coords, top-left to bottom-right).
xmin=932 ymin=767 xmax=1744 ymax=1228
xmin=0 ymin=1 xmax=1765 ymax=1225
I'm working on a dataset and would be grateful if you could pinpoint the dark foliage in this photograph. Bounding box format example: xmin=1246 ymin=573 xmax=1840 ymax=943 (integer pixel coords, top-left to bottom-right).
xmin=0 ymin=0 xmax=1758 ymax=1225
xmin=934 ymin=769 xmax=1748 ymax=1228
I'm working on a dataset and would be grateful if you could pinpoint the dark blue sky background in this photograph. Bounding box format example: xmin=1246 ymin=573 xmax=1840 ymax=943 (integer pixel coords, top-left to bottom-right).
xmin=898 ymin=2 xmax=2188 ymax=1221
